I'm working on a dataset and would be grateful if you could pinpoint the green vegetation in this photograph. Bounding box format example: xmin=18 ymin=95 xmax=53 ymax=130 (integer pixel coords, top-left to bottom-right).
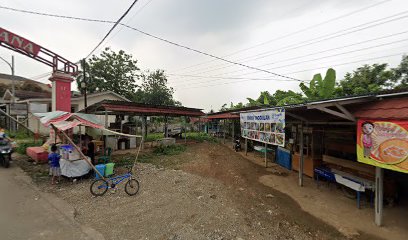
xmin=145 ymin=133 xmax=163 ymax=142
xmin=112 ymin=144 xmax=189 ymax=169
xmin=77 ymin=48 xmax=180 ymax=106
xmin=6 ymin=129 xmax=33 ymax=140
xmin=15 ymin=141 xmax=42 ymax=154
xmin=186 ymin=132 xmax=217 ymax=142
xmin=153 ymin=144 xmax=186 ymax=155
xmin=219 ymin=55 xmax=408 ymax=111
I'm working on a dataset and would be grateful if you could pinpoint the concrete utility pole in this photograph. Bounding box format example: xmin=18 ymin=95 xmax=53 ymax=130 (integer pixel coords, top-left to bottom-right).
xmin=0 ymin=55 xmax=15 ymax=101
xmin=81 ymin=59 xmax=88 ymax=113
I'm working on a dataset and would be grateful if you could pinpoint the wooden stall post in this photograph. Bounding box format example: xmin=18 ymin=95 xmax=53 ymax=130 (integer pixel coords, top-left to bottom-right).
xmin=104 ymin=109 xmax=108 ymax=128
xmin=245 ymin=138 xmax=248 ymax=156
xmin=264 ymin=142 xmax=267 ymax=168
xmin=375 ymin=167 xmax=384 ymax=226
xmin=232 ymin=119 xmax=235 ymax=142
xmin=51 ymin=124 xmax=104 ymax=179
xmin=299 ymin=122 xmax=304 ymax=187
xmin=184 ymin=116 xmax=187 ymax=144
xmin=223 ymin=120 xmax=226 ymax=144
xmin=164 ymin=116 xmax=168 ymax=138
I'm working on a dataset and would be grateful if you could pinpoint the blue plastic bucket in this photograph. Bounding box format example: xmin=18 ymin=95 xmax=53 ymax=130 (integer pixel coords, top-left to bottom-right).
xmin=95 ymin=164 xmax=106 ymax=179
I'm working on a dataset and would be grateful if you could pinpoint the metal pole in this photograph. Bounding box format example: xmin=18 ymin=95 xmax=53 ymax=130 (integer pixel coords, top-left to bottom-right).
xmin=11 ymin=55 xmax=15 ymax=103
xmin=375 ymin=167 xmax=384 ymax=226
xmin=81 ymin=59 xmax=88 ymax=113
xmin=299 ymin=122 xmax=304 ymax=187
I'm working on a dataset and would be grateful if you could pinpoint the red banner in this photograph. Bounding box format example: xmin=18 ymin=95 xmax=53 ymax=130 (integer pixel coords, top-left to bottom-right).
xmin=0 ymin=28 xmax=40 ymax=56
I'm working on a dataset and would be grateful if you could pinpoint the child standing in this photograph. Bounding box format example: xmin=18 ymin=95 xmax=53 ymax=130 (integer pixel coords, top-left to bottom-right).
xmin=48 ymin=144 xmax=61 ymax=185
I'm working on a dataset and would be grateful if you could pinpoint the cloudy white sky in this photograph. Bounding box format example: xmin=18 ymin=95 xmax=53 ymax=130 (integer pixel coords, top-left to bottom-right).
xmin=1 ymin=0 xmax=407 ymax=111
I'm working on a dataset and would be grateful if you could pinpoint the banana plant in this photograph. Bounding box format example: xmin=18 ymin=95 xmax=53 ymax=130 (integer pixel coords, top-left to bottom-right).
xmin=299 ymin=68 xmax=336 ymax=100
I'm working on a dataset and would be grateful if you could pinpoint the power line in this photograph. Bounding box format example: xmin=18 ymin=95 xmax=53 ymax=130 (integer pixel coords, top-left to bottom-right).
xmin=175 ymin=52 xmax=406 ymax=90
xmin=169 ymin=0 xmax=391 ymax=73
xmin=101 ymin=0 xmax=154 ymax=50
xmin=85 ymin=0 xmax=139 ymax=59
xmin=0 ymin=4 xmax=303 ymax=82
xmin=177 ymin=10 xmax=408 ymax=76
xmin=168 ymin=31 xmax=408 ymax=84
xmin=173 ymin=45 xmax=408 ymax=88
xmin=121 ymin=25 xmax=304 ymax=82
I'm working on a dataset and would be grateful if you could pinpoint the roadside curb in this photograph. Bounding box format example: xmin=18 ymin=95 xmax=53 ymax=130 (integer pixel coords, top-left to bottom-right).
xmin=14 ymin=166 xmax=105 ymax=240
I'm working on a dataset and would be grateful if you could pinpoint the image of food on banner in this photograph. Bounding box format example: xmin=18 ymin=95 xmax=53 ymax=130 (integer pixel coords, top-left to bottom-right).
xmin=240 ymin=109 xmax=285 ymax=146
xmin=357 ymin=119 xmax=408 ymax=173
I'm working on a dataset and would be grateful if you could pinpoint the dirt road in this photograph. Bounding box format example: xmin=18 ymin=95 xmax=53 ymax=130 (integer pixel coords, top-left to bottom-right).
xmin=16 ymin=142 xmax=381 ymax=239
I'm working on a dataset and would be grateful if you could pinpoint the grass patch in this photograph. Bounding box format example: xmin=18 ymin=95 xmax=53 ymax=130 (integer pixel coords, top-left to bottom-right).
xmin=186 ymin=132 xmax=217 ymax=143
xmin=145 ymin=133 xmax=163 ymax=142
xmin=153 ymin=144 xmax=186 ymax=155
xmin=15 ymin=141 xmax=43 ymax=154
xmin=112 ymin=144 xmax=188 ymax=169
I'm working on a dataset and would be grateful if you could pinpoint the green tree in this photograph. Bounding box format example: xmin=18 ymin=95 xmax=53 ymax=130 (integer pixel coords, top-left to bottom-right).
xmin=272 ymin=90 xmax=304 ymax=106
xmin=300 ymin=68 xmax=336 ymax=100
xmin=393 ymin=55 xmax=408 ymax=89
xmin=335 ymin=64 xmax=395 ymax=96
xmin=76 ymin=48 xmax=140 ymax=99
xmin=134 ymin=70 xmax=179 ymax=106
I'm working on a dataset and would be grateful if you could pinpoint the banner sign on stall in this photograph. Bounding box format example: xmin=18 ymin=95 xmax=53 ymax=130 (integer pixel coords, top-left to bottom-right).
xmin=240 ymin=109 xmax=285 ymax=147
xmin=357 ymin=119 xmax=408 ymax=174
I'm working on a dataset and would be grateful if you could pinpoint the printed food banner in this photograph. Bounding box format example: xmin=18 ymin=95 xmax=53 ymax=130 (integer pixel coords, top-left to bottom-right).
xmin=357 ymin=119 xmax=408 ymax=174
xmin=240 ymin=109 xmax=285 ymax=147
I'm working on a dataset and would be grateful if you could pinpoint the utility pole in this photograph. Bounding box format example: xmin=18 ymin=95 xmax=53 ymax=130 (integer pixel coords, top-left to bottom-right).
xmin=11 ymin=55 xmax=15 ymax=103
xmin=0 ymin=55 xmax=14 ymax=101
xmin=81 ymin=59 xmax=88 ymax=113
xmin=1 ymin=55 xmax=15 ymax=131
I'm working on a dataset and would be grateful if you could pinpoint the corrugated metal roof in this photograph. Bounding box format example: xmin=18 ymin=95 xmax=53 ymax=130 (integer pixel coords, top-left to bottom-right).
xmin=81 ymin=100 xmax=205 ymax=117
xmin=207 ymin=112 xmax=239 ymax=120
xmin=352 ymin=97 xmax=408 ymax=120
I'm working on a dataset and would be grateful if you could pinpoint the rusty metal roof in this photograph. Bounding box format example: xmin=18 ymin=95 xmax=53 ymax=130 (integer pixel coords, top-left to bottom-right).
xmin=206 ymin=112 xmax=239 ymax=120
xmin=352 ymin=97 xmax=408 ymax=120
xmin=81 ymin=100 xmax=205 ymax=117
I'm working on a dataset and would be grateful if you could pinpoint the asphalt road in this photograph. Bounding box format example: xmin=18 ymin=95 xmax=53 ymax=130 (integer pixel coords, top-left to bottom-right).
xmin=0 ymin=162 xmax=102 ymax=240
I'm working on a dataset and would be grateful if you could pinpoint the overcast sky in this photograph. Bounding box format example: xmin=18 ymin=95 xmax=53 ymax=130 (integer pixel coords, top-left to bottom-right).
xmin=1 ymin=0 xmax=407 ymax=111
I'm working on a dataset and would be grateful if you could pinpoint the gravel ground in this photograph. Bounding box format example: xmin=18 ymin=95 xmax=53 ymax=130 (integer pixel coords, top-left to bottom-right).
xmin=13 ymin=142 xmax=378 ymax=240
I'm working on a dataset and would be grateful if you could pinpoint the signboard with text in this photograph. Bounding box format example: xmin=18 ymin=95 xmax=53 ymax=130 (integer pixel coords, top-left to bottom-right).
xmin=240 ymin=109 xmax=285 ymax=146
xmin=357 ymin=119 xmax=408 ymax=174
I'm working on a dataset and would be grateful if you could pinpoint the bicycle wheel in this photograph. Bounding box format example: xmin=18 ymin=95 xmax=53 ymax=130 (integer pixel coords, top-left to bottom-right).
xmin=90 ymin=179 xmax=109 ymax=196
xmin=125 ymin=179 xmax=140 ymax=196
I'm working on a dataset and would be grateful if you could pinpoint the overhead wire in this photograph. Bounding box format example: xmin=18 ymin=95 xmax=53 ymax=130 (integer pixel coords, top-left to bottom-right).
xmin=171 ymin=44 xmax=408 ymax=89
xmin=169 ymin=0 xmax=391 ymax=73
xmin=167 ymin=30 xmax=408 ymax=84
xmin=85 ymin=0 xmax=139 ymax=59
xmin=175 ymin=10 xmax=408 ymax=76
xmin=100 ymin=0 xmax=154 ymax=51
xmin=169 ymin=35 xmax=408 ymax=86
xmin=0 ymin=4 xmax=303 ymax=82
xmin=175 ymin=51 xmax=407 ymax=90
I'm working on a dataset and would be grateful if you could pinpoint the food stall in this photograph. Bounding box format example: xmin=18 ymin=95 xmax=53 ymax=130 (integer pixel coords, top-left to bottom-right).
xmin=33 ymin=111 xmax=142 ymax=178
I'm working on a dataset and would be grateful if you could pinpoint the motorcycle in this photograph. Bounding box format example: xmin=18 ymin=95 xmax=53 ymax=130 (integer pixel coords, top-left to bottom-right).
xmin=0 ymin=138 xmax=13 ymax=168
xmin=233 ymin=137 xmax=241 ymax=152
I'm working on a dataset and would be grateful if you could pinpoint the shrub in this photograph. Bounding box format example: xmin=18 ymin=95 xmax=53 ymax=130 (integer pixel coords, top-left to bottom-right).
xmin=15 ymin=141 xmax=42 ymax=155
xmin=153 ymin=144 xmax=186 ymax=156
